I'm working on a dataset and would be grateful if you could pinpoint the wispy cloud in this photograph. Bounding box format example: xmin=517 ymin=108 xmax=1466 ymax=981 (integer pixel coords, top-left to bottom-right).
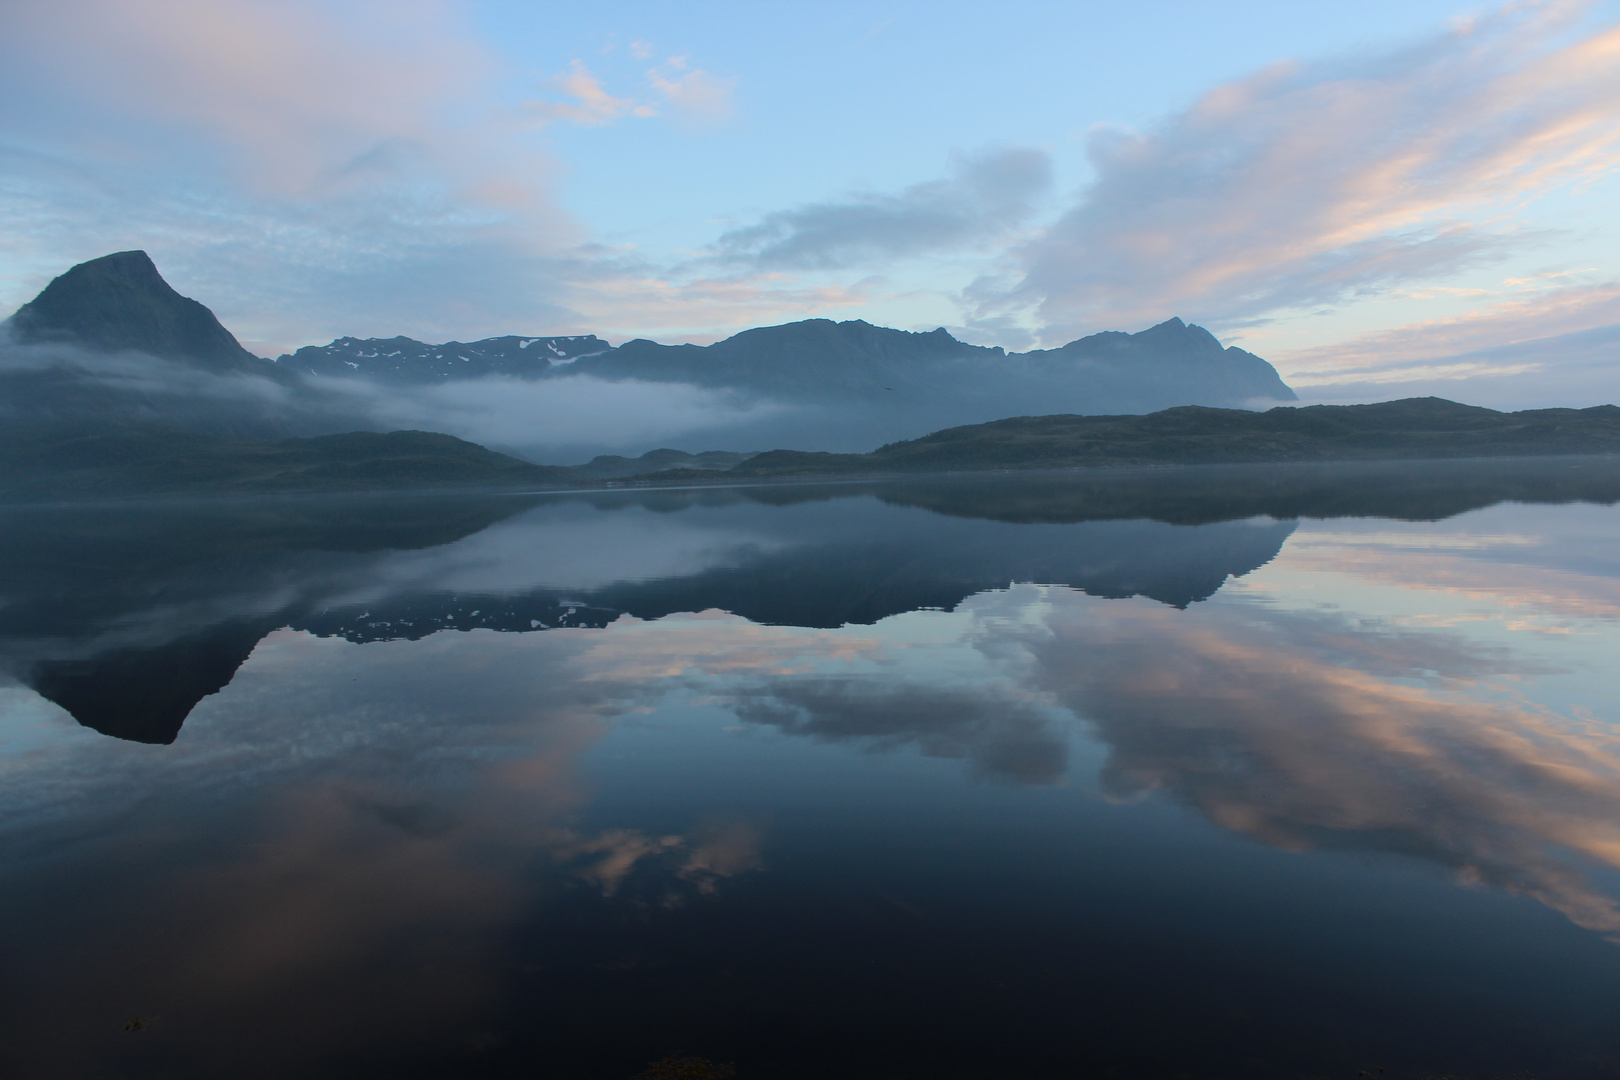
xmin=713 ymin=148 xmax=1052 ymax=270
xmin=1282 ymin=280 xmax=1620 ymax=374
xmin=983 ymin=6 xmax=1620 ymax=341
xmin=646 ymin=56 xmax=737 ymax=125
xmin=0 ymin=1 xmax=765 ymax=354
xmin=524 ymin=60 xmax=656 ymax=126
xmin=523 ymin=55 xmax=734 ymax=129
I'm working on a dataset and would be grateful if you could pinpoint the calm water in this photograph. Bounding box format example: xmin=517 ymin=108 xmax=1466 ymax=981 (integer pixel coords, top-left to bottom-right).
xmin=3 ymin=459 xmax=1620 ymax=1080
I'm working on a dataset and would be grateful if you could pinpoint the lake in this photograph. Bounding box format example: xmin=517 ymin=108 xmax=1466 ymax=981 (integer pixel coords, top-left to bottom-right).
xmin=3 ymin=458 xmax=1620 ymax=1079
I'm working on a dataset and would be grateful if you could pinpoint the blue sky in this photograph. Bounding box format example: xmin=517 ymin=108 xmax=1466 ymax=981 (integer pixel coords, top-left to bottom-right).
xmin=3 ymin=0 xmax=1620 ymax=406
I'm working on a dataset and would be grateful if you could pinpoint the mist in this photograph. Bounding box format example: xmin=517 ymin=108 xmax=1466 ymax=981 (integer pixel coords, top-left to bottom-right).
xmin=311 ymin=371 xmax=789 ymax=462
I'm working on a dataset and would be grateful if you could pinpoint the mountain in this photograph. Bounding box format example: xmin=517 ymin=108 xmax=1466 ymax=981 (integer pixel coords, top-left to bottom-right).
xmin=724 ymin=398 xmax=1620 ymax=477
xmin=265 ymin=314 xmax=1299 ymax=454
xmin=277 ymin=333 xmax=610 ymax=381
xmin=272 ymin=316 xmax=1296 ymax=410
xmin=1008 ymin=317 xmax=1296 ymax=409
xmin=0 ymin=251 xmax=356 ymax=439
xmin=4 ymin=251 xmax=1305 ymax=462
xmin=573 ymin=320 xmax=995 ymax=397
xmin=6 ymin=250 xmax=268 ymax=374
xmin=567 ymin=316 xmax=1296 ymax=410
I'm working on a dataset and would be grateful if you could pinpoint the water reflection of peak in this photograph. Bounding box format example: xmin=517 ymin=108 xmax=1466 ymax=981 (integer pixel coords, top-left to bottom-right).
xmin=8 ymin=456 xmax=1620 ymax=744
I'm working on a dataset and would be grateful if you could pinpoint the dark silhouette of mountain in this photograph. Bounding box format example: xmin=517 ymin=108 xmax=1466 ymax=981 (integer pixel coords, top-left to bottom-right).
xmin=727 ymin=398 xmax=1620 ymax=477
xmin=1010 ymin=317 xmax=1295 ymax=407
xmin=277 ymin=333 xmax=610 ymax=381
xmin=567 ymin=316 xmax=1297 ymax=412
xmin=6 ymin=250 xmax=268 ymax=373
xmin=271 ymin=316 xmax=1297 ymax=442
xmin=576 ymin=320 xmax=993 ymax=396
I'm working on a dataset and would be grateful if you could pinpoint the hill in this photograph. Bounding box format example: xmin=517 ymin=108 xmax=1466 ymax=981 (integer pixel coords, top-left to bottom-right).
xmin=0 ymin=424 xmax=571 ymax=500
xmin=722 ymin=398 xmax=1620 ymax=478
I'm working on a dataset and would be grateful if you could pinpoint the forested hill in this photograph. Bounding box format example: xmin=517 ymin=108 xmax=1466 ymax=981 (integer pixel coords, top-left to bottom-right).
xmin=723 ymin=398 xmax=1620 ymax=478
xmin=0 ymin=426 xmax=572 ymax=500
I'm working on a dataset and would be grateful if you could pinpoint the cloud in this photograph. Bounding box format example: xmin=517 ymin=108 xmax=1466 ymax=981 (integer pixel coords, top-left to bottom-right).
xmin=986 ymin=6 xmax=1620 ymax=341
xmin=318 ymin=371 xmax=784 ymax=457
xmin=523 ymin=60 xmax=657 ymax=126
xmin=0 ymin=0 xmax=594 ymax=352
xmin=1285 ymin=281 xmax=1620 ymax=372
xmin=1269 ymin=280 xmax=1620 ymax=405
xmin=713 ymin=148 xmax=1053 ymax=270
xmin=646 ymin=59 xmax=736 ymax=125
xmin=523 ymin=53 xmax=733 ymax=130
xmin=0 ymin=0 xmax=498 ymax=201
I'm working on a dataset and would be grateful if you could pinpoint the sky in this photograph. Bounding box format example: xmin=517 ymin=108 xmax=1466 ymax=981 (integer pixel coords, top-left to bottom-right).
xmin=3 ymin=0 xmax=1620 ymax=407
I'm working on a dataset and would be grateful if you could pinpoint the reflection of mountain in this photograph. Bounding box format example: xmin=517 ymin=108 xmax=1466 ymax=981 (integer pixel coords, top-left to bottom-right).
xmin=0 ymin=493 xmax=543 ymax=743
xmin=8 ymin=456 xmax=1620 ymax=744
xmin=31 ymin=623 xmax=269 ymax=744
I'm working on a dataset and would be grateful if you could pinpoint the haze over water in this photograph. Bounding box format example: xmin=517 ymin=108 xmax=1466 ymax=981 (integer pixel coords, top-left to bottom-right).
xmin=4 ymin=460 xmax=1620 ymax=1079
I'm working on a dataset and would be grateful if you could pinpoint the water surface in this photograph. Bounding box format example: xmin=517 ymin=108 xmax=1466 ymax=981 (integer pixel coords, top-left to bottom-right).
xmin=3 ymin=459 xmax=1620 ymax=1079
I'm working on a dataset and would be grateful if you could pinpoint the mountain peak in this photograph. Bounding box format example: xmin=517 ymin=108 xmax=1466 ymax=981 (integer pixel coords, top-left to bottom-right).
xmin=7 ymin=250 xmax=262 ymax=371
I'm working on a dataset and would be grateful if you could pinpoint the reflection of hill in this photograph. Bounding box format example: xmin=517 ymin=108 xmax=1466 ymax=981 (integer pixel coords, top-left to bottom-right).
xmin=859 ymin=455 xmax=1620 ymax=525
xmin=10 ymin=455 xmax=1620 ymax=744
xmin=295 ymin=516 xmax=1295 ymax=643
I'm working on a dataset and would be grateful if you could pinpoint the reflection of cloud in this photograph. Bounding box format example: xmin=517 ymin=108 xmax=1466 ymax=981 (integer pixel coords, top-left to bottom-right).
xmin=547 ymin=820 xmax=764 ymax=898
xmin=729 ymin=675 xmax=1067 ymax=785
xmin=1027 ymin=596 xmax=1620 ymax=938
xmin=552 ymin=828 xmax=683 ymax=895
xmin=572 ymin=610 xmax=883 ymax=682
xmin=0 ymin=623 xmax=773 ymax=1072
xmin=1276 ymin=536 xmax=1620 ymax=623
xmin=350 ymin=506 xmax=792 ymax=598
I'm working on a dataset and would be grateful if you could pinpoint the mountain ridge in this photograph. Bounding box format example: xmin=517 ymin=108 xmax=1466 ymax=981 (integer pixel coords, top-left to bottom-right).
xmin=278 ymin=333 xmax=611 ymax=381
xmin=282 ymin=314 xmax=1300 ymax=412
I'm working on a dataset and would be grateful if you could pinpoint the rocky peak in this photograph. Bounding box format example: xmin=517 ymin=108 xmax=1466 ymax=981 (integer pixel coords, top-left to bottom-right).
xmin=6 ymin=250 xmax=263 ymax=371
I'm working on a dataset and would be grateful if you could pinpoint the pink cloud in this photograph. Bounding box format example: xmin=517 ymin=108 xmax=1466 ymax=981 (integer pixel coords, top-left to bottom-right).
xmin=989 ymin=6 xmax=1620 ymax=342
